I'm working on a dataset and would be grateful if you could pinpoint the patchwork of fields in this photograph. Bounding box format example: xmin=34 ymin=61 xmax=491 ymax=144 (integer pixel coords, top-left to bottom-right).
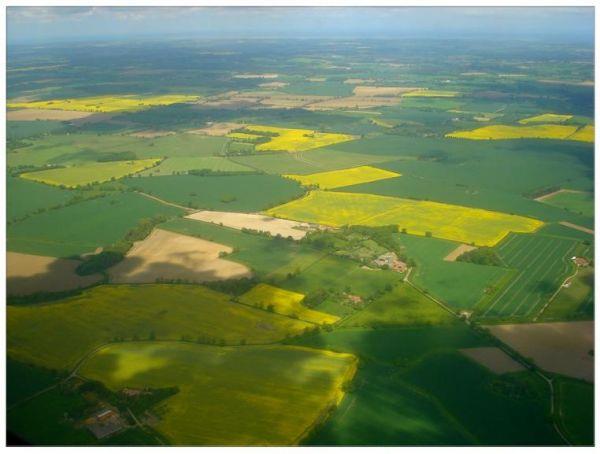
xmin=6 ymin=37 xmax=594 ymax=447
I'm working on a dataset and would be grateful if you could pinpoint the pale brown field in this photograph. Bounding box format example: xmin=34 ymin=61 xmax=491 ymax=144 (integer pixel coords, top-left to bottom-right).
xmin=344 ymin=78 xmax=375 ymax=85
xmin=258 ymin=82 xmax=289 ymax=88
xmin=306 ymin=77 xmax=327 ymax=82
xmin=187 ymin=122 xmax=245 ymax=136
xmin=352 ymin=86 xmax=420 ymax=96
xmin=305 ymin=96 xmax=402 ymax=110
xmin=199 ymin=91 xmax=332 ymax=110
xmin=186 ymin=210 xmax=314 ymax=240
xmin=109 ymin=229 xmax=252 ymax=284
xmin=459 ymin=347 xmax=525 ymax=374
xmin=487 ymin=321 xmax=594 ymax=382
xmin=7 ymin=252 xmax=102 ymax=295
xmin=7 ymin=108 xmax=98 ymax=121
xmin=233 ymin=73 xmax=279 ymax=79
xmin=443 ymin=244 xmax=477 ymax=262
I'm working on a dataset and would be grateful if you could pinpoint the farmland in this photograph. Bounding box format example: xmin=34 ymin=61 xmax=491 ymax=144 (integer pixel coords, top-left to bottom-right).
xmin=267 ymin=190 xmax=543 ymax=246
xmin=238 ymin=283 xmax=339 ymax=325
xmin=79 ymin=342 xmax=357 ymax=445
xmin=7 ymin=284 xmax=313 ymax=370
xmin=245 ymin=124 xmax=356 ymax=152
xmin=477 ymin=233 xmax=578 ymax=319
xmin=8 ymin=94 xmax=199 ymax=113
xmin=21 ymin=158 xmax=161 ymax=187
xmin=6 ymin=28 xmax=594 ymax=447
xmin=285 ymin=165 xmax=401 ymax=189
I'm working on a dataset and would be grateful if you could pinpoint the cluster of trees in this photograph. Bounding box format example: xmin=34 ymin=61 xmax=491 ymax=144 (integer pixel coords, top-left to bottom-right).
xmin=456 ymin=247 xmax=503 ymax=267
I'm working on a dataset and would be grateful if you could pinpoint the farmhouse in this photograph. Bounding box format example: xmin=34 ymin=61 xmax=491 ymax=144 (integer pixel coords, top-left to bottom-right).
xmin=572 ymin=256 xmax=590 ymax=267
xmin=84 ymin=407 xmax=127 ymax=439
xmin=373 ymin=252 xmax=408 ymax=273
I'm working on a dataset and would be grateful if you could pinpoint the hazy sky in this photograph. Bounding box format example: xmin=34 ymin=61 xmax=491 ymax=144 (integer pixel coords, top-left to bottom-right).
xmin=7 ymin=6 xmax=594 ymax=45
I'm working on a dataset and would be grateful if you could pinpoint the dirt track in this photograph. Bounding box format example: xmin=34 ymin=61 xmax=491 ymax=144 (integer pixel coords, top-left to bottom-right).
xmin=443 ymin=244 xmax=476 ymax=262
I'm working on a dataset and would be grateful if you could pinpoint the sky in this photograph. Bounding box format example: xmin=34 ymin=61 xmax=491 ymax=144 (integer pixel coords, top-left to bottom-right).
xmin=7 ymin=6 xmax=595 ymax=45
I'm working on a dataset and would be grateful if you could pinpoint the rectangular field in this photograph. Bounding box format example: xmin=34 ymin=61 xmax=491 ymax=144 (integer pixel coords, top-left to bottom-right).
xmin=285 ymin=166 xmax=401 ymax=189
xmin=7 ymin=94 xmax=199 ymax=113
xmin=266 ymin=191 xmax=543 ymax=246
xmin=477 ymin=233 xmax=578 ymax=318
xmin=21 ymin=159 xmax=161 ymax=187
xmin=445 ymin=124 xmax=586 ymax=142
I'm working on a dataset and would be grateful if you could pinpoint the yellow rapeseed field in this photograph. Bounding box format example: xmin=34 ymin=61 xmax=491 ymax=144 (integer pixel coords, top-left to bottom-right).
xmin=518 ymin=113 xmax=573 ymax=124
xmin=7 ymin=94 xmax=199 ymax=113
xmin=239 ymin=283 xmax=339 ymax=325
xmin=266 ymin=191 xmax=543 ymax=247
xmin=244 ymin=124 xmax=355 ymax=152
xmin=568 ymin=124 xmax=595 ymax=143
xmin=445 ymin=124 xmax=579 ymax=141
xmin=285 ymin=165 xmax=401 ymax=189
xmin=403 ymin=89 xmax=459 ymax=98
xmin=20 ymin=158 xmax=161 ymax=187
xmin=227 ymin=132 xmax=263 ymax=141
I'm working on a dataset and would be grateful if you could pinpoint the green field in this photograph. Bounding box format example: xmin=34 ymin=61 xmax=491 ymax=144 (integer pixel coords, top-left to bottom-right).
xmin=394 ymin=234 xmax=509 ymax=311
xmin=7 ymin=284 xmax=313 ymax=371
xmin=21 ymin=158 xmax=161 ymax=187
xmin=477 ymin=233 xmax=578 ymax=319
xmin=139 ymin=156 xmax=254 ymax=176
xmin=541 ymin=191 xmax=594 ymax=217
xmin=79 ymin=342 xmax=357 ymax=445
xmin=341 ymin=283 xmax=456 ymax=328
xmin=7 ymin=176 xmax=73 ymax=222
xmin=124 ymin=174 xmax=305 ymax=211
xmin=556 ymin=378 xmax=594 ymax=445
xmin=8 ymin=192 xmax=184 ymax=257
xmin=540 ymin=267 xmax=594 ymax=321
xmin=7 ymin=120 xmax=67 ymax=140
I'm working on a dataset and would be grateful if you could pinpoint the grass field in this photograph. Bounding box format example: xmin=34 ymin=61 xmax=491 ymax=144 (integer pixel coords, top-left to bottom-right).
xmin=8 ymin=192 xmax=184 ymax=257
xmin=8 ymin=94 xmax=199 ymax=113
xmin=395 ymin=234 xmax=510 ymax=311
xmin=21 ymin=159 xmax=161 ymax=187
xmin=403 ymin=351 xmax=562 ymax=445
xmin=239 ymin=283 xmax=339 ymax=325
xmin=446 ymin=124 xmax=592 ymax=142
xmin=123 ymin=174 xmax=305 ymax=212
xmin=7 ymin=284 xmax=313 ymax=371
xmin=297 ymin=325 xmax=560 ymax=445
xmin=519 ymin=114 xmax=573 ymax=124
xmin=540 ymin=267 xmax=594 ymax=321
xmin=341 ymin=283 xmax=456 ymax=327
xmin=556 ymin=378 xmax=594 ymax=445
xmin=139 ymin=157 xmax=253 ymax=176
xmin=267 ymin=191 xmax=543 ymax=246
xmin=284 ymin=166 xmax=401 ymax=189
xmin=244 ymin=124 xmax=355 ymax=152
xmin=541 ymin=191 xmax=594 ymax=217
xmin=7 ymin=176 xmax=73 ymax=222
xmin=477 ymin=233 xmax=578 ymax=319
xmin=79 ymin=342 xmax=357 ymax=445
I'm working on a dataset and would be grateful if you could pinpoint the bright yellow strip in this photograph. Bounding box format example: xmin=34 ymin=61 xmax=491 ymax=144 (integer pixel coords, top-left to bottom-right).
xmin=285 ymin=165 xmax=401 ymax=189
xmin=518 ymin=113 xmax=573 ymax=124
xmin=446 ymin=124 xmax=579 ymax=141
xmin=243 ymin=124 xmax=356 ymax=152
